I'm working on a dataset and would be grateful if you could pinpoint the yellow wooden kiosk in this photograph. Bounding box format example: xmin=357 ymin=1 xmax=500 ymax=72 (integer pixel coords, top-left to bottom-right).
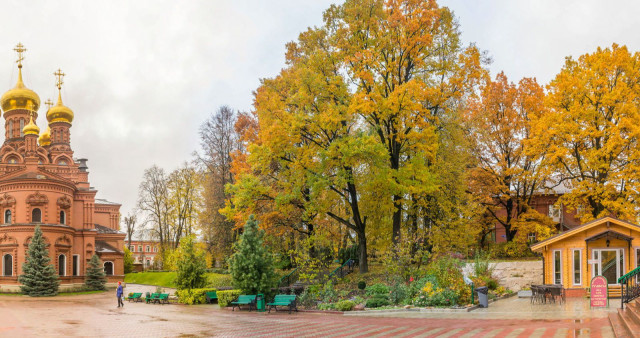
xmin=531 ymin=217 xmax=640 ymax=297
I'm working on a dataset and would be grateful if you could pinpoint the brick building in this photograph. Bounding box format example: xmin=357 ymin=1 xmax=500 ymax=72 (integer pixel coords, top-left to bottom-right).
xmin=127 ymin=240 xmax=160 ymax=269
xmin=491 ymin=186 xmax=581 ymax=243
xmin=0 ymin=44 xmax=125 ymax=290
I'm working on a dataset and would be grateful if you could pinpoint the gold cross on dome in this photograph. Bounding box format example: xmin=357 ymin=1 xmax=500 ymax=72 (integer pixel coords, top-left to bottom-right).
xmin=54 ymin=68 xmax=65 ymax=89
xmin=14 ymin=43 xmax=26 ymax=67
xmin=45 ymin=99 xmax=53 ymax=110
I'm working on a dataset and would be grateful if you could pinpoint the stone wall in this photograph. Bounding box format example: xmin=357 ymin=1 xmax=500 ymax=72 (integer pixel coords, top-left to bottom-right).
xmin=463 ymin=260 xmax=543 ymax=291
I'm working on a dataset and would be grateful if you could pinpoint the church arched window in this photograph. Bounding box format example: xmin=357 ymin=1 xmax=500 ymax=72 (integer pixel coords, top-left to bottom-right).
xmin=104 ymin=261 xmax=113 ymax=276
xmin=58 ymin=254 xmax=66 ymax=276
xmin=60 ymin=211 xmax=66 ymax=225
xmin=4 ymin=210 xmax=11 ymax=224
xmin=3 ymin=254 xmax=12 ymax=276
xmin=19 ymin=118 xmax=24 ymax=137
xmin=32 ymin=208 xmax=41 ymax=223
xmin=8 ymin=120 xmax=13 ymax=138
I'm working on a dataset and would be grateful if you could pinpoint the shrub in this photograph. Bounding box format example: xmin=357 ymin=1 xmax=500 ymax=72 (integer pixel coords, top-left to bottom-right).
xmin=317 ymin=302 xmax=335 ymax=310
xmin=389 ymin=282 xmax=409 ymax=305
xmin=357 ymin=281 xmax=366 ymax=290
xmin=335 ymin=300 xmax=355 ymax=311
xmin=365 ymin=295 xmax=390 ymax=308
xmin=319 ymin=281 xmax=338 ymax=303
xmin=176 ymin=287 xmax=218 ymax=305
xmin=365 ymin=283 xmax=389 ymax=297
xmin=123 ymin=247 xmax=134 ymax=274
xmin=298 ymin=287 xmax=318 ymax=308
xmin=217 ymin=290 xmax=243 ymax=307
xmin=413 ymin=282 xmax=458 ymax=307
xmin=426 ymin=256 xmax=470 ymax=304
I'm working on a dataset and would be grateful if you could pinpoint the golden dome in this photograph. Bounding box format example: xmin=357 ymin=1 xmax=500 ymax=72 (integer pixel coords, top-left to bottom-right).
xmin=46 ymin=69 xmax=73 ymax=124
xmin=1 ymin=66 xmax=40 ymax=113
xmin=23 ymin=115 xmax=39 ymax=136
xmin=38 ymin=125 xmax=51 ymax=146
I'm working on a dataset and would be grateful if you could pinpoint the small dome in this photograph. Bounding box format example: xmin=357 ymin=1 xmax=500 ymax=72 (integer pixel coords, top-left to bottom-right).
xmin=46 ymin=91 xmax=73 ymax=124
xmin=38 ymin=126 xmax=51 ymax=146
xmin=23 ymin=116 xmax=39 ymax=136
xmin=1 ymin=67 xmax=40 ymax=113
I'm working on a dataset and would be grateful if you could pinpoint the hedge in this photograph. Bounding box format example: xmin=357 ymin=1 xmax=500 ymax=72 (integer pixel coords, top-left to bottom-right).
xmin=176 ymin=288 xmax=218 ymax=305
xmin=217 ymin=290 xmax=242 ymax=308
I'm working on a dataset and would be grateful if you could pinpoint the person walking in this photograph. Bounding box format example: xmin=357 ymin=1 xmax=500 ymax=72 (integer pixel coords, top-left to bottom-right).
xmin=117 ymin=281 xmax=124 ymax=308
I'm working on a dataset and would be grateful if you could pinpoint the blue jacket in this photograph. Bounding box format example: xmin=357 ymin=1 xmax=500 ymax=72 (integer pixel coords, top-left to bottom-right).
xmin=117 ymin=285 xmax=123 ymax=297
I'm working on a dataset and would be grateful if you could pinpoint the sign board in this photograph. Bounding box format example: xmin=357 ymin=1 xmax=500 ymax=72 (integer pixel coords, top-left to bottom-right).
xmin=588 ymin=259 xmax=597 ymax=264
xmin=590 ymin=276 xmax=608 ymax=308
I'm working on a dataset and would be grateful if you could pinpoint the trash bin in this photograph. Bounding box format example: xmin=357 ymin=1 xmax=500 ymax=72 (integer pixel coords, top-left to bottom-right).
xmin=256 ymin=294 xmax=266 ymax=312
xmin=476 ymin=286 xmax=489 ymax=308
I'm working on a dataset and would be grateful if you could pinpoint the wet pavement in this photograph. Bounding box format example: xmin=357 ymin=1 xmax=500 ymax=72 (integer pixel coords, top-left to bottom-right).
xmin=0 ymin=287 xmax=616 ymax=337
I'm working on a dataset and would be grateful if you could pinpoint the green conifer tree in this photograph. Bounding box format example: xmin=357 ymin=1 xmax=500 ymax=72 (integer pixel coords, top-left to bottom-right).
xmin=18 ymin=225 xmax=60 ymax=296
xmin=229 ymin=215 xmax=276 ymax=294
xmin=84 ymin=254 xmax=107 ymax=291
xmin=174 ymin=235 xmax=207 ymax=290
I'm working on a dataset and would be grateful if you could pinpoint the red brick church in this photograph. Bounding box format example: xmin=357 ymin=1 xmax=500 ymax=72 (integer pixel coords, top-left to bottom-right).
xmin=0 ymin=43 xmax=124 ymax=290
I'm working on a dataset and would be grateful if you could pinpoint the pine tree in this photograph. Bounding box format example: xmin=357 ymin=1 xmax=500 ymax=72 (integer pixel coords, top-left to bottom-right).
xmin=174 ymin=235 xmax=206 ymax=290
xmin=84 ymin=254 xmax=107 ymax=291
xmin=229 ymin=215 xmax=276 ymax=294
xmin=18 ymin=225 xmax=60 ymax=296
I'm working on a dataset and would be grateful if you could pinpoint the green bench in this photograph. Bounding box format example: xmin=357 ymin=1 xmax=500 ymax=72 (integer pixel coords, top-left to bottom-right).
xmin=126 ymin=293 xmax=142 ymax=302
xmin=231 ymin=295 xmax=257 ymax=311
xmin=146 ymin=293 xmax=160 ymax=304
xmin=157 ymin=293 xmax=169 ymax=304
xmin=267 ymin=294 xmax=297 ymax=314
xmin=205 ymin=291 xmax=218 ymax=304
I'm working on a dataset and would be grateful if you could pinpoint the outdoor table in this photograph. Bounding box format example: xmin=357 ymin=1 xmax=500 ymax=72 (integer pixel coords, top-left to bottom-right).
xmin=541 ymin=284 xmax=564 ymax=304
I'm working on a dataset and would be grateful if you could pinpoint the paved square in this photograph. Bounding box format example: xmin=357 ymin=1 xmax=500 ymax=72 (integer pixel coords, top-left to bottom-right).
xmin=0 ymin=289 xmax=616 ymax=337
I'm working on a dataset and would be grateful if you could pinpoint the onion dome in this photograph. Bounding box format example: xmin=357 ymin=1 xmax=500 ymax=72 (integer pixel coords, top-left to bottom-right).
xmin=1 ymin=44 xmax=40 ymax=113
xmin=46 ymin=69 xmax=73 ymax=124
xmin=38 ymin=125 xmax=51 ymax=146
xmin=23 ymin=115 xmax=39 ymax=136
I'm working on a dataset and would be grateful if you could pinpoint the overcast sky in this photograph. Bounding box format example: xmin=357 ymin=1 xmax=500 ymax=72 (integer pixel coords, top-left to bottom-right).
xmin=0 ymin=1 xmax=637 ymax=224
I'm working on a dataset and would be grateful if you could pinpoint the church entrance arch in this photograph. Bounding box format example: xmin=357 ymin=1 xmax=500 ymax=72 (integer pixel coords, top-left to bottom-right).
xmin=3 ymin=254 xmax=12 ymax=276
xmin=103 ymin=261 xmax=113 ymax=276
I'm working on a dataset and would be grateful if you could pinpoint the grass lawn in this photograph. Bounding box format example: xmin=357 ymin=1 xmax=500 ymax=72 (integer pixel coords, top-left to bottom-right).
xmin=124 ymin=271 xmax=232 ymax=288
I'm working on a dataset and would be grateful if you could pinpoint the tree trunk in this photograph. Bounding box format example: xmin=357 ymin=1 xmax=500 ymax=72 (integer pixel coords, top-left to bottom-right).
xmin=392 ymin=194 xmax=402 ymax=244
xmin=358 ymin=230 xmax=368 ymax=273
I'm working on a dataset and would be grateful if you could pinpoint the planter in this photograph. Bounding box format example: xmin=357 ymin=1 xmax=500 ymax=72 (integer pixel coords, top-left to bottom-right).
xmin=517 ymin=290 xmax=532 ymax=298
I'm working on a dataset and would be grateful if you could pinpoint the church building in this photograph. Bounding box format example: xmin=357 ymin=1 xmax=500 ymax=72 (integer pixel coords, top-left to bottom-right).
xmin=0 ymin=43 xmax=124 ymax=290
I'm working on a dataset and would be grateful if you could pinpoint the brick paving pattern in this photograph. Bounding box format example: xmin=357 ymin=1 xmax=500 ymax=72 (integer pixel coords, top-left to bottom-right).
xmin=0 ymin=289 xmax=616 ymax=337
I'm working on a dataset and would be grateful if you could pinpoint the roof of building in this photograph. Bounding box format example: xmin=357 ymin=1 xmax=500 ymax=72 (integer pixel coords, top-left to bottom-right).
xmin=530 ymin=216 xmax=640 ymax=251
xmin=95 ymin=198 xmax=121 ymax=206
xmin=94 ymin=224 xmax=123 ymax=234
xmin=95 ymin=240 xmax=122 ymax=254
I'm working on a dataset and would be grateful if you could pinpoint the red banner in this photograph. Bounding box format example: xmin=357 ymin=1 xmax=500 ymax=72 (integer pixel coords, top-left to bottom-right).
xmin=590 ymin=276 xmax=608 ymax=308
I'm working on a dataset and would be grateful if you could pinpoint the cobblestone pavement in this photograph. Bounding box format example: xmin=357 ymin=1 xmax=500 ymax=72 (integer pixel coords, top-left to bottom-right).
xmin=0 ymin=288 xmax=616 ymax=337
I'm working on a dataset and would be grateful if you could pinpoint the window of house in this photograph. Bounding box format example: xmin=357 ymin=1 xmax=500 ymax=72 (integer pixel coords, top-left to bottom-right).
xmin=60 ymin=211 xmax=66 ymax=225
xmin=32 ymin=208 xmax=41 ymax=223
xmin=138 ymin=245 xmax=142 ymax=252
xmin=4 ymin=210 xmax=11 ymax=224
xmin=58 ymin=254 xmax=66 ymax=276
xmin=153 ymin=247 xmax=157 ymax=253
xmin=548 ymin=205 xmax=561 ymax=222
xmin=104 ymin=262 xmax=113 ymax=275
xmin=129 ymin=245 xmax=134 ymax=252
xmin=553 ymin=250 xmax=562 ymax=285
xmin=146 ymin=245 xmax=150 ymax=253
xmin=527 ymin=232 xmax=537 ymax=243
xmin=572 ymin=249 xmax=582 ymax=285
xmin=72 ymin=255 xmax=79 ymax=276
xmin=3 ymin=254 xmax=12 ymax=276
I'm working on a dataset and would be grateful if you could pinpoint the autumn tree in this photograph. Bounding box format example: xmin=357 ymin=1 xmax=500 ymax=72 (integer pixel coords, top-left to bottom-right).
xmin=326 ymin=0 xmax=485 ymax=244
xmin=530 ymin=44 xmax=640 ymax=221
xmin=137 ymin=165 xmax=172 ymax=251
xmin=466 ymin=72 xmax=551 ymax=242
xmin=123 ymin=213 xmax=137 ymax=248
xmin=198 ymin=106 xmax=240 ymax=265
